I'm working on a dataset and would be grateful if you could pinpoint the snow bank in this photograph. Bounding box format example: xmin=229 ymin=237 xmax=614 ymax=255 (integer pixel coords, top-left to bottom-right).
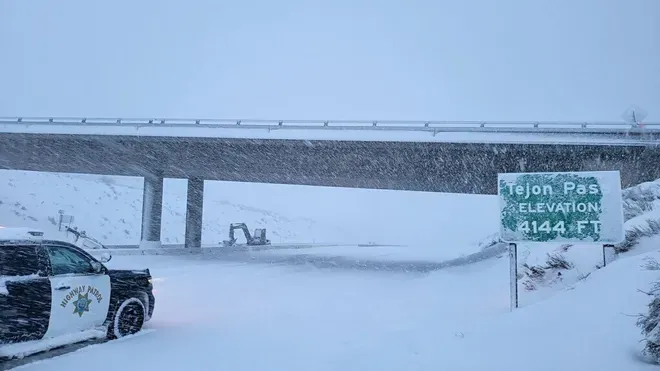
xmin=623 ymin=179 xmax=660 ymax=221
xmin=507 ymin=177 xmax=660 ymax=306
xmin=353 ymin=247 xmax=660 ymax=371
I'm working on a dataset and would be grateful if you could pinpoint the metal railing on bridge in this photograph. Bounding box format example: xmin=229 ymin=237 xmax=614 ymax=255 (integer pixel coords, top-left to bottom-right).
xmin=0 ymin=116 xmax=658 ymax=135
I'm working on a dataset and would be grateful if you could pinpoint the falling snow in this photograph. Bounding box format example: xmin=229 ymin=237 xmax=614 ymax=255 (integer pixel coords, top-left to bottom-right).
xmin=2 ymin=0 xmax=660 ymax=370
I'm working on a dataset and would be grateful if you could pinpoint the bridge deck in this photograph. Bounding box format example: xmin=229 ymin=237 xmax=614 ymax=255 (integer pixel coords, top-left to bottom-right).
xmin=1 ymin=117 xmax=659 ymax=146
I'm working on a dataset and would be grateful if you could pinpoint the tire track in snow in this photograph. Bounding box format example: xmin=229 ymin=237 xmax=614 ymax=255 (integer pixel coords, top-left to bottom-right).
xmin=167 ymin=243 xmax=509 ymax=273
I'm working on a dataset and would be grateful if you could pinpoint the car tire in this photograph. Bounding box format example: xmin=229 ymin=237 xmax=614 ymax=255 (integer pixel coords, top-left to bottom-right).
xmin=109 ymin=297 xmax=146 ymax=339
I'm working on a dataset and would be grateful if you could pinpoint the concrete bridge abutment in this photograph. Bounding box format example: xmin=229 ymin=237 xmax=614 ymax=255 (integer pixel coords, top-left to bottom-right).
xmin=140 ymin=173 xmax=164 ymax=249
xmin=139 ymin=175 xmax=206 ymax=249
xmin=185 ymin=177 xmax=204 ymax=249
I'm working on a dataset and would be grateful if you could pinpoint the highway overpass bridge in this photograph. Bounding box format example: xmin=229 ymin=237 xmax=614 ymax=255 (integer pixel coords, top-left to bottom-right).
xmin=1 ymin=116 xmax=659 ymax=249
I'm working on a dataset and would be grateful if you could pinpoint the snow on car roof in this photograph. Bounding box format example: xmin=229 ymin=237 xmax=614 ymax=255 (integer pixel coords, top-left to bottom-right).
xmin=0 ymin=226 xmax=44 ymax=243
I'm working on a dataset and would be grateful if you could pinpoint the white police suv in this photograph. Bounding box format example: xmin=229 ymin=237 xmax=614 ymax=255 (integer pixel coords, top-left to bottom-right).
xmin=0 ymin=227 xmax=155 ymax=359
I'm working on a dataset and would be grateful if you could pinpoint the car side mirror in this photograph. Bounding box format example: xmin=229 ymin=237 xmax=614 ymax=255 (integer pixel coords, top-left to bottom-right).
xmin=98 ymin=252 xmax=112 ymax=263
xmin=91 ymin=261 xmax=106 ymax=274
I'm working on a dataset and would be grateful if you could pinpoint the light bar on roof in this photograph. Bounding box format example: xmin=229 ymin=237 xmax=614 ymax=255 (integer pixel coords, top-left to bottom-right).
xmin=0 ymin=227 xmax=45 ymax=242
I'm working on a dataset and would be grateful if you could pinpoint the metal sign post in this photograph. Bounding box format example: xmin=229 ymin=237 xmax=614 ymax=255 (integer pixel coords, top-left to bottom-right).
xmin=509 ymin=243 xmax=518 ymax=311
xmin=602 ymin=244 xmax=615 ymax=267
xmin=57 ymin=211 xmax=74 ymax=232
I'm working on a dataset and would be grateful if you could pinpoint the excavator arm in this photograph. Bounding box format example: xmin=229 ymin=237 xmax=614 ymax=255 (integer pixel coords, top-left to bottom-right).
xmin=227 ymin=223 xmax=252 ymax=244
xmin=223 ymin=222 xmax=270 ymax=247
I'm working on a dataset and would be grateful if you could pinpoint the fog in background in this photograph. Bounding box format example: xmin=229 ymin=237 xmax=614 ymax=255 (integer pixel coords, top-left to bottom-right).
xmin=1 ymin=0 xmax=658 ymax=122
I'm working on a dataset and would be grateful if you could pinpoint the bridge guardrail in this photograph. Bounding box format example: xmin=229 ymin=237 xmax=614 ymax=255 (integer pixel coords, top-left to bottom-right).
xmin=0 ymin=116 xmax=658 ymax=134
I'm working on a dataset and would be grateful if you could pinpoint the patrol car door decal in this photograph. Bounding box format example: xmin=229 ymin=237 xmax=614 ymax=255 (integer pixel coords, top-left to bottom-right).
xmin=43 ymin=245 xmax=111 ymax=339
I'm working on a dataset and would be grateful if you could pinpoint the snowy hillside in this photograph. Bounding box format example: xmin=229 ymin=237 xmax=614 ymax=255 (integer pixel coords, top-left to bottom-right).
xmin=0 ymin=170 xmax=498 ymax=253
xmin=0 ymin=172 xmax=340 ymax=245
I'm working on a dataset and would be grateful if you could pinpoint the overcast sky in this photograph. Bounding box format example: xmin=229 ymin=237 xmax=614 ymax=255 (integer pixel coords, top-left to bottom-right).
xmin=1 ymin=0 xmax=658 ymax=122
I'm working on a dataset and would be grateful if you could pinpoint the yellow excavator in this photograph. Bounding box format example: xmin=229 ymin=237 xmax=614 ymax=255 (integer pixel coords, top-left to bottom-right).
xmin=222 ymin=223 xmax=271 ymax=247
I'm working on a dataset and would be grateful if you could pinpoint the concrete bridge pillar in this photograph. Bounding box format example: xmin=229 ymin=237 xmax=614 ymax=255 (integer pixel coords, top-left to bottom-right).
xmin=140 ymin=174 xmax=164 ymax=249
xmin=185 ymin=177 xmax=204 ymax=249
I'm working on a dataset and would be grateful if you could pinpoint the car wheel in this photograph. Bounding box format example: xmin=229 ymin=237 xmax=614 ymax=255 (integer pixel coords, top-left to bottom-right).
xmin=110 ymin=297 xmax=145 ymax=339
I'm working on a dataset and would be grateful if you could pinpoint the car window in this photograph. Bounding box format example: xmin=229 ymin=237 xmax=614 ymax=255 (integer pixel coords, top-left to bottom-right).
xmin=0 ymin=245 xmax=42 ymax=276
xmin=47 ymin=245 xmax=94 ymax=276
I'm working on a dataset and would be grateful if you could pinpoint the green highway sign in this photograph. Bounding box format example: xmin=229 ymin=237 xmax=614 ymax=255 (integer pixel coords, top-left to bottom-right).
xmin=498 ymin=171 xmax=624 ymax=244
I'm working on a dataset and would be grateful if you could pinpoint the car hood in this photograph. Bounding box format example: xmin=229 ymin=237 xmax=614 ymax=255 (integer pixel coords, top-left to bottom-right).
xmin=107 ymin=268 xmax=151 ymax=278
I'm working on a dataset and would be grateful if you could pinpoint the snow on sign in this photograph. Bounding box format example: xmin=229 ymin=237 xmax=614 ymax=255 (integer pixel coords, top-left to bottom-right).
xmin=498 ymin=171 xmax=625 ymax=244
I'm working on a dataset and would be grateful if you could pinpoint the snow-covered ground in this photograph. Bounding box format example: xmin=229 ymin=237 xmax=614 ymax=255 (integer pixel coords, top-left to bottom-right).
xmin=7 ymin=246 xmax=660 ymax=371
xmin=3 ymin=170 xmax=660 ymax=370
